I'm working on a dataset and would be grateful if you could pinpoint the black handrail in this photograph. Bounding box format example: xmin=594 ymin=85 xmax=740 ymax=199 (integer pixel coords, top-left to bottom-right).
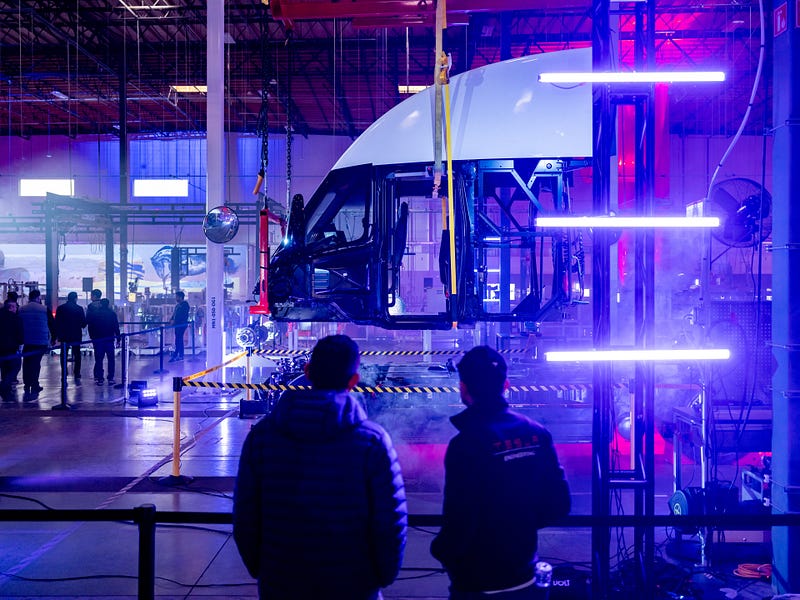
xmin=1 ymin=507 xmax=798 ymax=599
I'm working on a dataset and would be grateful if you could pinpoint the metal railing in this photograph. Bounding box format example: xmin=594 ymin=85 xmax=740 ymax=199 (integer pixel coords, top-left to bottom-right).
xmin=1 ymin=507 xmax=798 ymax=599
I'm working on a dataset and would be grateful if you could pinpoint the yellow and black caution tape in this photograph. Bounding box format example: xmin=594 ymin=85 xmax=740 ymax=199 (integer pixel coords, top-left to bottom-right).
xmin=251 ymin=348 xmax=528 ymax=357
xmin=180 ymin=381 xmax=592 ymax=394
xmin=183 ymin=351 xmax=248 ymax=383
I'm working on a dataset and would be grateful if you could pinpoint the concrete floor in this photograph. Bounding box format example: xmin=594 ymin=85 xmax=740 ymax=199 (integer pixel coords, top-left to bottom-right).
xmin=0 ymin=349 xmax=776 ymax=599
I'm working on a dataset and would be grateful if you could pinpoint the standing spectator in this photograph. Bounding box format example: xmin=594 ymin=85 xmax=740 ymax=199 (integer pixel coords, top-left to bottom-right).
xmin=233 ymin=334 xmax=407 ymax=600
xmin=86 ymin=288 xmax=102 ymax=321
xmin=168 ymin=290 xmax=190 ymax=362
xmin=87 ymin=298 xmax=120 ymax=386
xmin=0 ymin=298 xmax=24 ymax=401
xmin=18 ymin=289 xmax=53 ymax=399
xmin=431 ymin=346 xmax=571 ymax=599
xmin=55 ymin=291 xmax=86 ymax=384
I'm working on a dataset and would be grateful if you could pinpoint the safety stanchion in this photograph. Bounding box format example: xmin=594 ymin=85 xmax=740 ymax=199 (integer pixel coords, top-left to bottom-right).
xmin=158 ymin=377 xmax=193 ymax=486
xmin=246 ymin=347 xmax=252 ymax=401
xmin=116 ymin=327 xmax=127 ymax=393
xmin=134 ymin=503 xmax=156 ymax=600
xmin=154 ymin=326 xmax=167 ymax=374
xmin=52 ymin=341 xmax=72 ymax=411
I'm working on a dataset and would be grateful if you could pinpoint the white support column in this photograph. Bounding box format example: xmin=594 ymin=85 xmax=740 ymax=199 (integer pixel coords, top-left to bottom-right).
xmin=205 ymin=0 xmax=225 ymax=369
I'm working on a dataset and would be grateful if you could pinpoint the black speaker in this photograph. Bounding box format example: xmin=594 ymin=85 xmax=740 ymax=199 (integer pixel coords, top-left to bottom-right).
xmin=82 ymin=277 xmax=94 ymax=292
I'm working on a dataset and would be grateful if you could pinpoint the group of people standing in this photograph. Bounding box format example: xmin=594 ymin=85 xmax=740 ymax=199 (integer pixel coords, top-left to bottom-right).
xmin=0 ymin=288 xmax=120 ymax=401
xmin=233 ymin=336 xmax=571 ymax=600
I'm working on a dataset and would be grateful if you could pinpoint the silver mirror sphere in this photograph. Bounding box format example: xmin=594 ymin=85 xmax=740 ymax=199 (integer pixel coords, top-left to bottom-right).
xmin=203 ymin=206 xmax=239 ymax=243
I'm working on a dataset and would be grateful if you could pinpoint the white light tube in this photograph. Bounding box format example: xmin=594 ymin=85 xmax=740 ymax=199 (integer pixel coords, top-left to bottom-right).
xmin=133 ymin=179 xmax=189 ymax=197
xmin=19 ymin=178 xmax=74 ymax=197
xmin=535 ymin=216 xmax=719 ymax=228
xmin=545 ymin=349 xmax=730 ymax=362
xmin=539 ymin=71 xmax=725 ymax=83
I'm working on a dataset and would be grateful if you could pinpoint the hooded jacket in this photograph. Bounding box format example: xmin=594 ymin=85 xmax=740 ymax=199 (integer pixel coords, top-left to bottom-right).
xmin=431 ymin=397 xmax=571 ymax=593
xmin=233 ymin=389 xmax=407 ymax=600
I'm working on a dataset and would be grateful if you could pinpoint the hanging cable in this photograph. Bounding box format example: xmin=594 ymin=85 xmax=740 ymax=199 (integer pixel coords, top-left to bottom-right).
xmin=253 ymin=4 xmax=270 ymax=203
xmin=285 ymin=30 xmax=293 ymax=210
xmin=706 ymin=0 xmax=765 ymax=196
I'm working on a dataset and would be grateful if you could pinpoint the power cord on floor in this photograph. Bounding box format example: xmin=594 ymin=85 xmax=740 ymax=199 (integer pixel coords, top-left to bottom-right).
xmin=733 ymin=563 xmax=771 ymax=579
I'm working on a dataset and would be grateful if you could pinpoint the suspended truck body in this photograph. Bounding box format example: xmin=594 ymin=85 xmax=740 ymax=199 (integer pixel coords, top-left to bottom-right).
xmin=267 ymin=47 xmax=593 ymax=330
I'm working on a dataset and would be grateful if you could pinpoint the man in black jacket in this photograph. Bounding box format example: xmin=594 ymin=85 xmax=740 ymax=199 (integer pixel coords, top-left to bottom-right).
xmin=55 ymin=291 xmax=86 ymax=383
xmin=233 ymin=334 xmax=407 ymax=600
xmin=168 ymin=290 xmax=190 ymax=362
xmin=431 ymin=346 xmax=571 ymax=599
xmin=86 ymin=298 xmax=120 ymax=385
xmin=0 ymin=298 xmax=24 ymax=401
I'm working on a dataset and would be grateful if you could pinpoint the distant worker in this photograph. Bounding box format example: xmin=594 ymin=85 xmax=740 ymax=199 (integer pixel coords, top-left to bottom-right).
xmin=87 ymin=298 xmax=120 ymax=386
xmin=431 ymin=346 xmax=571 ymax=599
xmin=168 ymin=290 xmax=190 ymax=362
xmin=233 ymin=334 xmax=407 ymax=600
xmin=0 ymin=298 xmax=24 ymax=401
xmin=55 ymin=291 xmax=86 ymax=384
xmin=18 ymin=289 xmax=53 ymax=399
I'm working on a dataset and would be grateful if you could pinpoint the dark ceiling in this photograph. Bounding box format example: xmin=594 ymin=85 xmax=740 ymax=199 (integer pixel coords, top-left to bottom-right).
xmin=0 ymin=1 xmax=769 ymax=141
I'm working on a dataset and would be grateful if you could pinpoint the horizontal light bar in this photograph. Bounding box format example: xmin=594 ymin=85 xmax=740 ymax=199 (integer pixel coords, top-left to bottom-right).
xmin=539 ymin=71 xmax=725 ymax=83
xmin=535 ymin=216 xmax=719 ymax=228
xmin=19 ymin=178 xmax=74 ymax=197
xmin=545 ymin=349 xmax=730 ymax=362
xmin=169 ymin=85 xmax=207 ymax=93
xmin=133 ymin=178 xmax=189 ymax=198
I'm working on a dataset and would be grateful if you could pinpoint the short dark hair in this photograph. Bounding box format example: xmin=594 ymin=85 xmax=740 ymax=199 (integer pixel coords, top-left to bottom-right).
xmin=67 ymin=291 xmax=78 ymax=302
xmin=307 ymin=334 xmax=360 ymax=391
xmin=100 ymin=298 xmax=110 ymax=308
xmin=91 ymin=289 xmax=102 ymax=300
xmin=175 ymin=291 xmax=185 ymax=300
xmin=6 ymin=291 xmax=18 ymax=302
xmin=28 ymin=289 xmax=41 ymax=302
xmin=457 ymin=346 xmax=507 ymax=400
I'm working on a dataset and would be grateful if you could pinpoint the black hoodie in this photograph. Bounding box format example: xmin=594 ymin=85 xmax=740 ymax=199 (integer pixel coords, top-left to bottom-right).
xmin=233 ymin=389 xmax=407 ymax=600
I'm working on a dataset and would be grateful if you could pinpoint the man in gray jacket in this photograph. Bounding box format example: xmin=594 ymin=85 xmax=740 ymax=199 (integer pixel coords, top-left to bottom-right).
xmin=18 ymin=289 xmax=53 ymax=398
xmin=233 ymin=334 xmax=407 ymax=600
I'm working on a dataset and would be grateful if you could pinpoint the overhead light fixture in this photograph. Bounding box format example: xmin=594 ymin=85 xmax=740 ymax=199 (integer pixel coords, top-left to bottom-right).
xmin=169 ymin=85 xmax=207 ymax=94
xmin=535 ymin=216 xmax=720 ymax=228
xmin=19 ymin=179 xmax=75 ymax=197
xmin=539 ymin=71 xmax=725 ymax=83
xmin=133 ymin=178 xmax=189 ymax=198
xmin=545 ymin=349 xmax=731 ymax=362
xmin=51 ymin=90 xmax=69 ymax=100
xmin=398 ymin=84 xmax=428 ymax=94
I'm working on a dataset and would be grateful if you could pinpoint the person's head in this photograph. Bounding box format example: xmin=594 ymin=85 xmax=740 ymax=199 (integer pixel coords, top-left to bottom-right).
xmin=175 ymin=291 xmax=185 ymax=302
xmin=100 ymin=298 xmax=110 ymax=309
xmin=456 ymin=345 xmax=508 ymax=406
xmin=91 ymin=289 xmax=102 ymax=301
xmin=67 ymin=291 xmax=78 ymax=303
xmin=28 ymin=289 xmax=41 ymax=303
xmin=3 ymin=298 xmax=17 ymax=313
xmin=6 ymin=290 xmax=18 ymax=303
xmin=304 ymin=334 xmax=360 ymax=391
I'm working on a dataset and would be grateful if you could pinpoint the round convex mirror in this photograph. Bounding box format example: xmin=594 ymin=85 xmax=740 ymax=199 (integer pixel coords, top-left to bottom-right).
xmin=203 ymin=206 xmax=239 ymax=243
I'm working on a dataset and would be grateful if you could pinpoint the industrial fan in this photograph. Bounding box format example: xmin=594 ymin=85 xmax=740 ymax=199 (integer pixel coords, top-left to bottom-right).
xmin=707 ymin=177 xmax=772 ymax=248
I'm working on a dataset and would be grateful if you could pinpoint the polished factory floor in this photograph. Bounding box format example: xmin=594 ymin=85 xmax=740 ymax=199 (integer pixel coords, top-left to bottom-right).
xmin=0 ymin=348 xmax=776 ymax=599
